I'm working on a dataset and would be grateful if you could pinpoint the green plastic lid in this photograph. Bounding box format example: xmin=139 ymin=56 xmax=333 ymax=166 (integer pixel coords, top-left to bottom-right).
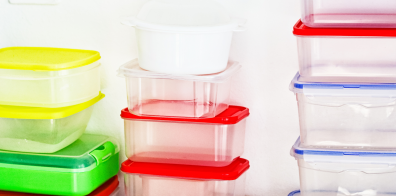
xmin=0 ymin=134 xmax=119 ymax=170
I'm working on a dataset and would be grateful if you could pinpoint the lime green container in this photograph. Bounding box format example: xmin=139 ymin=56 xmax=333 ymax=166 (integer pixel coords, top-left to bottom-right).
xmin=0 ymin=134 xmax=120 ymax=196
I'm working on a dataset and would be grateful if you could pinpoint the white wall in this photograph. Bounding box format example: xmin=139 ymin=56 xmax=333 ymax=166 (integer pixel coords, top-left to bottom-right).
xmin=0 ymin=0 xmax=301 ymax=195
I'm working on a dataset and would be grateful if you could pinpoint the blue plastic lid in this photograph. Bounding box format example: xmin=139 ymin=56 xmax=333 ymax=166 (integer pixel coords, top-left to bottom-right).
xmin=288 ymin=190 xmax=300 ymax=196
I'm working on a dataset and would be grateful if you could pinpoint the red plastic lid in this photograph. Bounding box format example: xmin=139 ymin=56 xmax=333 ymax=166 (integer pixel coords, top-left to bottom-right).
xmin=121 ymin=157 xmax=250 ymax=180
xmin=0 ymin=176 xmax=119 ymax=196
xmin=293 ymin=19 xmax=396 ymax=37
xmin=121 ymin=105 xmax=249 ymax=124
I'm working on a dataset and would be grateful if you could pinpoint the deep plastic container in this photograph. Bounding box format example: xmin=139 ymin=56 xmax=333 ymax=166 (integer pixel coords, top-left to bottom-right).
xmin=294 ymin=20 xmax=396 ymax=83
xmin=290 ymin=73 xmax=396 ymax=150
xmin=118 ymin=59 xmax=240 ymax=118
xmin=0 ymin=93 xmax=104 ymax=153
xmin=121 ymin=0 xmax=245 ymax=74
xmin=0 ymin=47 xmax=101 ymax=107
xmin=122 ymin=157 xmax=249 ymax=196
xmin=121 ymin=105 xmax=249 ymax=167
xmin=0 ymin=134 xmax=120 ymax=196
xmin=292 ymin=138 xmax=396 ymax=196
xmin=300 ymin=0 xmax=396 ymax=28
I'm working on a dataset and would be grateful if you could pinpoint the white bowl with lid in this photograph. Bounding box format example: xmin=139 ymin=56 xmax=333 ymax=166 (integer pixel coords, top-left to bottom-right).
xmin=122 ymin=0 xmax=246 ymax=75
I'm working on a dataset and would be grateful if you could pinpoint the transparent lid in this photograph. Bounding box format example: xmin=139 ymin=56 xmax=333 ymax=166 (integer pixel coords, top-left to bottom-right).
xmin=0 ymin=134 xmax=119 ymax=169
xmin=118 ymin=59 xmax=241 ymax=83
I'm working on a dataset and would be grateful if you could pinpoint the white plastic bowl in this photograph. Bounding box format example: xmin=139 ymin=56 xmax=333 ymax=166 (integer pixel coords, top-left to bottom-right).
xmin=301 ymin=0 xmax=396 ymax=28
xmin=121 ymin=105 xmax=249 ymax=167
xmin=118 ymin=60 xmax=241 ymax=118
xmin=121 ymin=0 xmax=245 ymax=74
xmin=294 ymin=20 xmax=396 ymax=83
xmin=122 ymin=158 xmax=249 ymax=196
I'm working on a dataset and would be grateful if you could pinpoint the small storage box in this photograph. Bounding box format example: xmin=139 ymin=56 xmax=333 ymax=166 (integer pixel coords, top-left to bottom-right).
xmin=0 ymin=93 xmax=104 ymax=153
xmin=0 ymin=134 xmax=119 ymax=196
xmin=0 ymin=176 xmax=120 ymax=196
xmin=0 ymin=47 xmax=101 ymax=107
xmin=290 ymin=73 xmax=396 ymax=149
xmin=292 ymin=138 xmax=396 ymax=196
xmin=294 ymin=20 xmax=396 ymax=83
xmin=300 ymin=0 xmax=396 ymax=28
xmin=122 ymin=157 xmax=249 ymax=196
xmin=118 ymin=60 xmax=240 ymax=118
xmin=121 ymin=105 xmax=249 ymax=167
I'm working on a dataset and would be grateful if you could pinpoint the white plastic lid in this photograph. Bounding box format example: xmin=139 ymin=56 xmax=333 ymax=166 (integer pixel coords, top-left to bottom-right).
xmin=122 ymin=0 xmax=246 ymax=32
xmin=117 ymin=59 xmax=241 ymax=83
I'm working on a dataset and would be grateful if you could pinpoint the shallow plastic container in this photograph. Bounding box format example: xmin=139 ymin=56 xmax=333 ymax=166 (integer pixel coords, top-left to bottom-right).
xmin=0 ymin=47 xmax=101 ymax=107
xmin=301 ymin=0 xmax=396 ymax=28
xmin=0 ymin=93 xmax=104 ymax=153
xmin=122 ymin=157 xmax=249 ymax=196
xmin=118 ymin=60 xmax=240 ymax=118
xmin=294 ymin=20 xmax=396 ymax=83
xmin=290 ymin=73 xmax=396 ymax=150
xmin=0 ymin=134 xmax=120 ymax=196
xmin=121 ymin=105 xmax=249 ymax=167
xmin=292 ymin=138 xmax=396 ymax=196
xmin=121 ymin=0 xmax=245 ymax=74
xmin=0 ymin=176 xmax=120 ymax=196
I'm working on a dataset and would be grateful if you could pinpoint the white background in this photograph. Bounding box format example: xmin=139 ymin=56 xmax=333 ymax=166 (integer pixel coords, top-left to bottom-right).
xmin=0 ymin=0 xmax=301 ymax=195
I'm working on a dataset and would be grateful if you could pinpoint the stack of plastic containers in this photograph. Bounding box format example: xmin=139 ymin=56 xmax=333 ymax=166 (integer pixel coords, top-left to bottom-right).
xmin=120 ymin=0 xmax=250 ymax=195
xmin=290 ymin=2 xmax=396 ymax=196
xmin=0 ymin=47 xmax=120 ymax=195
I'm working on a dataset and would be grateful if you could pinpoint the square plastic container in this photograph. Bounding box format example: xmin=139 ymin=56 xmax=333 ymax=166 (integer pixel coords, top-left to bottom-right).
xmin=292 ymin=138 xmax=396 ymax=196
xmin=118 ymin=59 xmax=241 ymax=118
xmin=122 ymin=157 xmax=249 ymax=196
xmin=0 ymin=47 xmax=101 ymax=107
xmin=290 ymin=73 xmax=396 ymax=150
xmin=0 ymin=93 xmax=104 ymax=153
xmin=301 ymin=0 xmax=396 ymax=28
xmin=294 ymin=20 xmax=396 ymax=83
xmin=0 ymin=134 xmax=120 ymax=195
xmin=121 ymin=105 xmax=249 ymax=167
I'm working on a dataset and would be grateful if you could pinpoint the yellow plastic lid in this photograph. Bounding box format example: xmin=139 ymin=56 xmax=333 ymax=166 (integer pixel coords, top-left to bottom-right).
xmin=0 ymin=93 xmax=105 ymax=119
xmin=0 ymin=47 xmax=101 ymax=71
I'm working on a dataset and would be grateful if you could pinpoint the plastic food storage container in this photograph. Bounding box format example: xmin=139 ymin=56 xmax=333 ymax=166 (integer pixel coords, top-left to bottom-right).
xmin=121 ymin=105 xmax=249 ymax=167
xmin=294 ymin=20 xmax=396 ymax=83
xmin=290 ymin=73 xmax=396 ymax=149
xmin=0 ymin=93 xmax=104 ymax=153
xmin=0 ymin=47 xmax=101 ymax=107
xmin=121 ymin=0 xmax=245 ymax=75
xmin=122 ymin=157 xmax=249 ymax=196
xmin=0 ymin=134 xmax=119 ymax=196
xmin=0 ymin=176 xmax=120 ymax=196
xmin=292 ymin=137 xmax=396 ymax=196
xmin=118 ymin=60 xmax=240 ymax=118
xmin=300 ymin=0 xmax=396 ymax=28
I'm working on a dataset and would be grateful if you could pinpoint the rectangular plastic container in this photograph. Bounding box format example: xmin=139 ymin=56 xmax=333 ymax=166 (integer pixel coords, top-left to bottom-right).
xmin=0 ymin=93 xmax=104 ymax=153
xmin=294 ymin=20 xmax=396 ymax=83
xmin=0 ymin=47 xmax=101 ymax=108
xmin=292 ymin=138 xmax=396 ymax=196
xmin=121 ymin=106 xmax=249 ymax=167
xmin=0 ymin=134 xmax=120 ymax=196
xmin=301 ymin=0 xmax=396 ymax=28
xmin=122 ymin=157 xmax=249 ymax=196
xmin=118 ymin=59 xmax=241 ymax=118
xmin=290 ymin=73 xmax=396 ymax=150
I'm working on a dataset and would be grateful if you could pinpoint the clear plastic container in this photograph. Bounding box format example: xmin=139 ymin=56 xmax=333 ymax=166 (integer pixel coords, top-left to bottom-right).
xmin=121 ymin=0 xmax=245 ymax=75
xmin=121 ymin=105 xmax=249 ymax=167
xmin=118 ymin=59 xmax=241 ymax=118
xmin=122 ymin=157 xmax=249 ymax=196
xmin=0 ymin=47 xmax=101 ymax=108
xmin=294 ymin=20 xmax=396 ymax=83
xmin=292 ymin=138 xmax=396 ymax=196
xmin=0 ymin=93 xmax=104 ymax=153
xmin=301 ymin=0 xmax=396 ymax=28
xmin=290 ymin=73 xmax=396 ymax=150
